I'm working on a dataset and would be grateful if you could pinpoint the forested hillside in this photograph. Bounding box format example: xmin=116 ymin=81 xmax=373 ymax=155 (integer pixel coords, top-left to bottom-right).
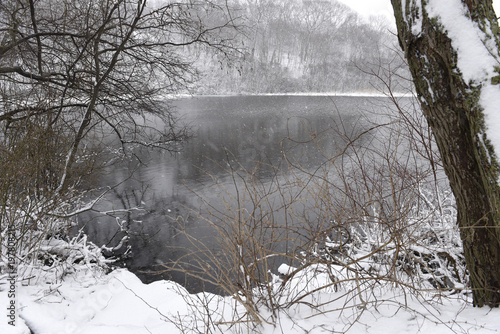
xmin=193 ymin=0 xmax=408 ymax=94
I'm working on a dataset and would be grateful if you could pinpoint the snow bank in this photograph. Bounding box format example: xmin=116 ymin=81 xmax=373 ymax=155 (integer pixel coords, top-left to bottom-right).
xmin=3 ymin=267 xmax=500 ymax=334
xmin=14 ymin=269 xmax=192 ymax=334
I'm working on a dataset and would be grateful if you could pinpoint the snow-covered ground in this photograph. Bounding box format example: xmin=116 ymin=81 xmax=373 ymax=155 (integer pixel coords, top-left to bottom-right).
xmin=2 ymin=265 xmax=500 ymax=334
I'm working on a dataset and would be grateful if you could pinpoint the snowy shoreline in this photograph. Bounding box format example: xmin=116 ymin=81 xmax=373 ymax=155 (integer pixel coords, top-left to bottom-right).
xmin=3 ymin=266 xmax=500 ymax=334
xmin=163 ymin=91 xmax=412 ymax=99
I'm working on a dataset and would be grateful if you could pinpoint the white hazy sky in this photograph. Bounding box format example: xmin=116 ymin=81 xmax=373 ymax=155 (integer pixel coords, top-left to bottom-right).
xmin=336 ymin=0 xmax=500 ymax=24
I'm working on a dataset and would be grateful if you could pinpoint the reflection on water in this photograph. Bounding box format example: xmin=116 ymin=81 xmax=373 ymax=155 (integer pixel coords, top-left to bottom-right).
xmin=79 ymin=95 xmax=380 ymax=292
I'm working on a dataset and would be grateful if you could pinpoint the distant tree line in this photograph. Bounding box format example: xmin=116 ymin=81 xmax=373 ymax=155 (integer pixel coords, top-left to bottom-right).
xmin=194 ymin=0 xmax=410 ymax=94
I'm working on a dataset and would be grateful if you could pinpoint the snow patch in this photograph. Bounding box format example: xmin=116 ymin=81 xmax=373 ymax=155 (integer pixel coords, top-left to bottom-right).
xmin=277 ymin=263 xmax=296 ymax=276
xmin=427 ymin=0 xmax=500 ymax=159
xmin=480 ymin=84 xmax=500 ymax=156
xmin=411 ymin=0 xmax=423 ymax=36
xmin=401 ymin=0 xmax=423 ymax=36
xmin=427 ymin=0 xmax=497 ymax=82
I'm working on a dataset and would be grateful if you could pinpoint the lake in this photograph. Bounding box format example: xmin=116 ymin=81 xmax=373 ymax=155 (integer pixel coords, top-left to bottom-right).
xmin=79 ymin=95 xmax=393 ymax=292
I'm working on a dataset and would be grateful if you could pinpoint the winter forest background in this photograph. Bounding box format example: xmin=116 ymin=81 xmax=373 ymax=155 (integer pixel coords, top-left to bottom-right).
xmin=189 ymin=0 xmax=407 ymax=94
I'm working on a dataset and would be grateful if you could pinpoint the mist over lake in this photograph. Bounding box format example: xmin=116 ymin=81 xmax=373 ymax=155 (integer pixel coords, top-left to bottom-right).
xmin=78 ymin=95 xmax=390 ymax=292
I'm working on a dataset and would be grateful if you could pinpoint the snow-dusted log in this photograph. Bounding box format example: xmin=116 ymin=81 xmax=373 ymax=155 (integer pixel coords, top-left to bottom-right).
xmin=391 ymin=0 xmax=500 ymax=307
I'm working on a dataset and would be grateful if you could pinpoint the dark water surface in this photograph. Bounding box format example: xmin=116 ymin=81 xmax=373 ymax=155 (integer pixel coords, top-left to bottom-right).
xmin=79 ymin=95 xmax=386 ymax=292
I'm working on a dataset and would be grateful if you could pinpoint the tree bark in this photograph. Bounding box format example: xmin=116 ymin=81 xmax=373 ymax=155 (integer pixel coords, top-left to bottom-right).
xmin=391 ymin=0 xmax=500 ymax=307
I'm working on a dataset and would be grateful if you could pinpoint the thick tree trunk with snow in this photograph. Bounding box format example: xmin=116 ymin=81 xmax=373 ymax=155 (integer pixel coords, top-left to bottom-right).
xmin=391 ymin=0 xmax=500 ymax=307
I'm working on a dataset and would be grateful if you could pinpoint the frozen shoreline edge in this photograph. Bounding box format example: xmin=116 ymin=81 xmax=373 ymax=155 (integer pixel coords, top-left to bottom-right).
xmin=163 ymin=91 xmax=413 ymax=99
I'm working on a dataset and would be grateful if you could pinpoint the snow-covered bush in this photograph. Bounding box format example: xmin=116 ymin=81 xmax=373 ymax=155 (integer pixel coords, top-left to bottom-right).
xmin=304 ymin=186 xmax=465 ymax=292
xmin=0 ymin=196 xmax=113 ymax=285
xmin=0 ymin=117 xmax=120 ymax=287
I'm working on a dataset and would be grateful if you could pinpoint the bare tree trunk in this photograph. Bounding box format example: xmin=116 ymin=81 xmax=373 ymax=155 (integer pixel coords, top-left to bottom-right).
xmin=391 ymin=0 xmax=500 ymax=307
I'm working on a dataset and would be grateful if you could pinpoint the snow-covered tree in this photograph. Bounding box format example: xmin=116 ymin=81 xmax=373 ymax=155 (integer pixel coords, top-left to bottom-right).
xmin=0 ymin=0 xmax=239 ymax=193
xmin=391 ymin=0 xmax=500 ymax=307
xmin=0 ymin=0 xmax=239 ymax=272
